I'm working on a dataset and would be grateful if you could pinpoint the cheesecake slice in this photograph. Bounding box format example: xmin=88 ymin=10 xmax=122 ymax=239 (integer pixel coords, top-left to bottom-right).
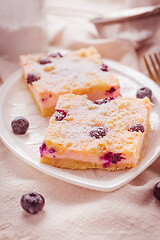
xmin=20 ymin=47 xmax=121 ymax=117
xmin=40 ymin=94 xmax=152 ymax=170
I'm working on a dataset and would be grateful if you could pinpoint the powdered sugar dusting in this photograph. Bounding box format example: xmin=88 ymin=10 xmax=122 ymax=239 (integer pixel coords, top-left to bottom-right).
xmin=43 ymin=94 xmax=152 ymax=166
xmin=20 ymin=48 xmax=119 ymax=94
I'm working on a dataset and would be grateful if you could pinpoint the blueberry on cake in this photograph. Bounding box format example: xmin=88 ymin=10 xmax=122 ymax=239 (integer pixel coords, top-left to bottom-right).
xmin=20 ymin=47 xmax=121 ymax=117
xmin=40 ymin=94 xmax=152 ymax=170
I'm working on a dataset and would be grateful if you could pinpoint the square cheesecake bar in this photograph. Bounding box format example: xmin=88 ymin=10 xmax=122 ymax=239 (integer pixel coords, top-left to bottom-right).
xmin=40 ymin=94 xmax=152 ymax=170
xmin=20 ymin=47 xmax=121 ymax=117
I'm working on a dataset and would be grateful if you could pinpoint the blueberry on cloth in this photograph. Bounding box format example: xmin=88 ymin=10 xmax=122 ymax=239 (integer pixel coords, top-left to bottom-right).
xmin=20 ymin=192 xmax=45 ymax=214
xmin=11 ymin=117 xmax=29 ymax=134
xmin=153 ymin=182 xmax=160 ymax=201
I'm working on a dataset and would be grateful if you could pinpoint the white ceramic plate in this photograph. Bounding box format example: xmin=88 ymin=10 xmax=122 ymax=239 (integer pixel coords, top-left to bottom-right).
xmin=0 ymin=59 xmax=160 ymax=192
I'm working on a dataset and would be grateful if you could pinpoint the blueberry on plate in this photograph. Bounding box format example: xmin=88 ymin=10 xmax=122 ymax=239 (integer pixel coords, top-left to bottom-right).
xmin=153 ymin=182 xmax=160 ymax=201
xmin=11 ymin=117 xmax=29 ymax=134
xmin=20 ymin=192 xmax=45 ymax=214
xmin=136 ymin=87 xmax=152 ymax=100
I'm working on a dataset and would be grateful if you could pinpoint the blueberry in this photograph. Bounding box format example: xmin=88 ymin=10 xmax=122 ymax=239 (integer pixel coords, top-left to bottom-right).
xmin=40 ymin=142 xmax=46 ymax=151
xmin=103 ymin=152 xmax=125 ymax=163
xmin=101 ymin=64 xmax=108 ymax=72
xmin=54 ymin=109 xmax=67 ymax=121
xmin=94 ymin=97 xmax=114 ymax=105
xmin=49 ymin=148 xmax=55 ymax=153
xmin=20 ymin=192 xmax=45 ymax=214
xmin=27 ymin=73 xmax=39 ymax=85
xmin=89 ymin=127 xmax=108 ymax=139
xmin=106 ymin=87 xmax=116 ymax=93
xmin=11 ymin=117 xmax=29 ymax=134
xmin=48 ymin=52 xmax=63 ymax=58
xmin=101 ymin=152 xmax=125 ymax=167
xmin=153 ymin=182 xmax=160 ymax=201
xmin=39 ymin=58 xmax=52 ymax=65
xmin=136 ymin=87 xmax=152 ymax=100
xmin=111 ymin=153 xmax=123 ymax=163
xmin=39 ymin=143 xmax=46 ymax=157
xmin=128 ymin=123 xmax=144 ymax=133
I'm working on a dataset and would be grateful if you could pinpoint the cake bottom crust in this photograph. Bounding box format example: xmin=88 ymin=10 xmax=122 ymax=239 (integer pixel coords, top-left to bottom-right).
xmin=40 ymin=156 xmax=136 ymax=170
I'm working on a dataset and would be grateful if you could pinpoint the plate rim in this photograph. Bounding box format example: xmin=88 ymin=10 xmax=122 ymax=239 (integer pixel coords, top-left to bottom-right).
xmin=0 ymin=59 xmax=160 ymax=192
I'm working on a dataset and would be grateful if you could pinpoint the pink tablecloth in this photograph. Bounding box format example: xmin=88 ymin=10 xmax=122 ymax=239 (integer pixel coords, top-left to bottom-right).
xmin=0 ymin=1 xmax=160 ymax=239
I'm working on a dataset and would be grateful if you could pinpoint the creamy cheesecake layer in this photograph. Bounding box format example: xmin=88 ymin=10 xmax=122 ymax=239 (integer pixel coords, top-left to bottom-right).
xmin=40 ymin=94 xmax=152 ymax=170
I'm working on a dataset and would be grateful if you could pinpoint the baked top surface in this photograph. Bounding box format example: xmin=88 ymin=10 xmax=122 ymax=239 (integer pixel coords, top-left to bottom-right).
xmin=20 ymin=47 xmax=119 ymax=95
xmin=43 ymin=94 xmax=152 ymax=156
